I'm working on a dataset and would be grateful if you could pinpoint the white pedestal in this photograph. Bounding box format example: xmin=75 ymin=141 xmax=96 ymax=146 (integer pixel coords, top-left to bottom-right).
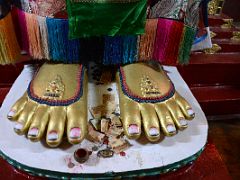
xmin=0 ymin=65 xmax=208 ymax=178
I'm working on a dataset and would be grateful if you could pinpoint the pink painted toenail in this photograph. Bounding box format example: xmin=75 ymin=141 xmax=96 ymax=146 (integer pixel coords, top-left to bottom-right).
xmin=48 ymin=131 xmax=58 ymax=141
xmin=166 ymin=125 xmax=176 ymax=133
xmin=28 ymin=128 xmax=39 ymax=137
xmin=187 ymin=109 xmax=195 ymax=116
xmin=14 ymin=122 xmax=23 ymax=131
xmin=70 ymin=127 xmax=81 ymax=139
xmin=149 ymin=127 xmax=159 ymax=136
xmin=8 ymin=110 xmax=16 ymax=118
xmin=128 ymin=124 xmax=139 ymax=134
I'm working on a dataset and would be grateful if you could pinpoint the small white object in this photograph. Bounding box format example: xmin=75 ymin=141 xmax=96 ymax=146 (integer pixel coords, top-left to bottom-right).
xmin=187 ymin=109 xmax=194 ymax=116
xmin=128 ymin=124 xmax=139 ymax=134
xmin=8 ymin=110 xmax=15 ymax=117
xmin=20 ymin=50 xmax=28 ymax=55
xmin=149 ymin=128 xmax=159 ymax=136
xmin=48 ymin=131 xmax=58 ymax=141
xmin=166 ymin=125 xmax=176 ymax=133
xmin=191 ymin=27 xmax=212 ymax=51
xmin=28 ymin=128 xmax=39 ymax=137
xmin=14 ymin=123 xmax=23 ymax=130
xmin=179 ymin=119 xmax=188 ymax=126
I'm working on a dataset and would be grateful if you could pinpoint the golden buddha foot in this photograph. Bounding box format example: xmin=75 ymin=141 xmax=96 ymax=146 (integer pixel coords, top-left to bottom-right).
xmin=116 ymin=62 xmax=195 ymax=142
xmin=7 ymin=63 xmax=88 ymax=147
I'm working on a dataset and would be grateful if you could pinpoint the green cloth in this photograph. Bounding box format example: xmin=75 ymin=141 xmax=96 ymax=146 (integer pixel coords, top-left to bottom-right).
xmin=66 ymin=0 xmax=147 ymax=38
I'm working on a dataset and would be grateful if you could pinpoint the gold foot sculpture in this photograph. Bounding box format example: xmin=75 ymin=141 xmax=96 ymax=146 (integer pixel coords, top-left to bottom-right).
xmin=116 ymin=62 xmax=195 ymax=142
xmin=7 ymin=63 xmax=88 ymax=147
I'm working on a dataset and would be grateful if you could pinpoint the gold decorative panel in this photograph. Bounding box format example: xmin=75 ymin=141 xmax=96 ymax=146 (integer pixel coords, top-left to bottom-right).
xmin=204 ymin=44 xmax=222 ymax=54
xmin=208 ymin=0 xmax=225 ymax=15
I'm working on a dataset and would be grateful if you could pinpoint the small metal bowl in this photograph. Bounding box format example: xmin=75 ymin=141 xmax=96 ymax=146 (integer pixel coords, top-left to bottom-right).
xmin=74 ymin=148 xmax=90 ymax=163
xmin=97 ymin=149 xmax=114 ymax=158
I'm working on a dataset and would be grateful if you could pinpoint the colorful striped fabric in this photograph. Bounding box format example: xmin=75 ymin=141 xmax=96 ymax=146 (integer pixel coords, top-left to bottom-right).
xmin=0 ymin=8 xmax=196 ymax=65
xmin=0 ymin=13 xmax=21 ymax=65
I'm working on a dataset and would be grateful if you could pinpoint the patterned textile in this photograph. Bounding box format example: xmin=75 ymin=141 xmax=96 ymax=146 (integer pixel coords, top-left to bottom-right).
xmin=13 ymin=0 xmax=66 ymax=17
xmin=29 ymin=0 xmax=65 ymax=17
xmin=0 ymin=1 xmax=200 ymax=65
xmin=149 ymin=0 xmax=201 ymax=28
xmin=18 ymin=0 xmax=31 ymax=12
xmin=184 ymin=0 xmax=202 ymax=28
xmin=0 ymin=13 xmax=21 ymax=64
xmin=150 ymin=0 xmax=178 ymax=19
xmin=7 ymin=9 xmax=195 ymax=65
xmin=149 ymin=0 xmax=187 ymax=19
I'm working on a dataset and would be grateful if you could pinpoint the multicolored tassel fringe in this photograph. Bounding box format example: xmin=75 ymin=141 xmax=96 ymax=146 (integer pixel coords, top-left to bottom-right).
xmin=164 ymin=20 xmax=184 ymax=65
xmin=178 ymin=26 xmax=196 ymax=64
xmin=153 ymin=19 xmax=174 ymax=63
xmin=0 ymin=8 xmax=197 ymax=65
xmin=25 ymin=12 xmax=43 ymax=59
xmin=37 ymin=16 xmax=50 ymax=59
xmin=0 ymin=13 xmax=20 ymax=64
xmin=139 ymin=19 xmax=158 ymax=61
xmin=103 ymin=36 xmax=138 ymax=65
xmin=122 ymin=36 xmax=138 ymax=64
xmin=11 ymin=7 xmax=29 ymax=53
xmin=46 ymin=18 xmax=80 ymax=63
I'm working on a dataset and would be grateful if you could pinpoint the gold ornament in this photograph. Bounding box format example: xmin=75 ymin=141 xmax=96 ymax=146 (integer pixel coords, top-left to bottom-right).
xmin=231 ymin=31 xmax=240 ymax=41
xmin=97 ymin=149 xmax=114 ymax=158
xmin=140 ymin=75 xmax=161 ymax=98
xmin=43 ymin=75 xmax=65 ymax=100
xmin=208 ymin=0 xmax=225 ymax=15
xmin=210 ymin=31 xmax=217 ymax=38
xmin=204 ymin=44 xmax=222 ymax=54
xmin=221 ymin=19 xmax=233 ymax=29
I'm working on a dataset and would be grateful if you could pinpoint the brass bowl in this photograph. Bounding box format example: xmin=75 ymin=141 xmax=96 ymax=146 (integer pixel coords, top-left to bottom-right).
xmin=74 ymin=148 xmax=90 ymax=163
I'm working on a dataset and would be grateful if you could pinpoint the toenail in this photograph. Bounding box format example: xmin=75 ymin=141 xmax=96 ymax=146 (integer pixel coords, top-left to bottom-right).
xmin=187 ymin=109 xmax=195 ymax=116
xmin=179 ymin=119 xmax=188 ymax=126
xmin=128 ymin=124 xmax=140 ymax=134
xmin=166 ymin=125 xmax=176 ymax=133
xmin=48 ymin=131 xmax=58 ymax=141
xmin=8 ymin=110 xmax=16 ymax=118
xmin=70 ymin=127 xmax=81 ymax=139
xmin=28 ymin=128 xmax=39 ymax=137
xmin=14 ymin=122 xmax=23 ymax=131
xmin=149 ymin=127 xmax=159 ymax=136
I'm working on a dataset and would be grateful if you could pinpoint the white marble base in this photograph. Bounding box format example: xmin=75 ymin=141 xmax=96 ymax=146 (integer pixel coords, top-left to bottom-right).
xmin=0 ymin=65 xmax=208 ymax=176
